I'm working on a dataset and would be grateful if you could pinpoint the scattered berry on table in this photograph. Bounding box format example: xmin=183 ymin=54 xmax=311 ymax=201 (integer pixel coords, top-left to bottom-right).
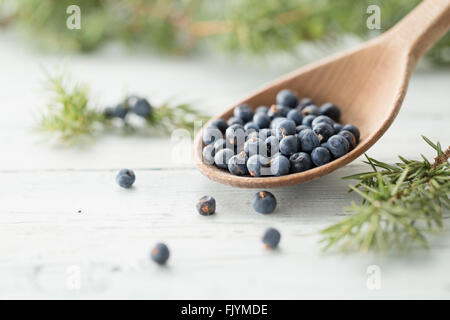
xmin=196 ymin=195 xmax=216 ymax=216
xmin=270 ymin=154 xmax=290 ymax=176
xmin=311 ymin=146 xmax=332 ymax=166
xmin=289 ymin=152 xmax=312 ymax=173
xmin=327 ymin=135 xmax=350 ymax=158
xmin=342 ymin=124 xmax=360 ymax=143
xmin=150 ymin=243 xmax=170 ymax=265
xmin=116 ymin=169 xmax=136 ymax=188
xmin=252 ymin=191 xmax=277 ymax=214
xmin=320 ymin=102 xmax=341 ymax=122
xmin=228 ymin=151 xmax=249 ymax=176
xmin=276 ymin=89 xmax=298 ymax=109
xmin=262 ymin=228 xmax=281 ymax=249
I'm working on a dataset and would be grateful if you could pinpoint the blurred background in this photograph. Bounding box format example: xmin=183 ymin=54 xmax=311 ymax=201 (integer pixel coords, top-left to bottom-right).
xmin=1 ymin=0 xmax=449 ymax=65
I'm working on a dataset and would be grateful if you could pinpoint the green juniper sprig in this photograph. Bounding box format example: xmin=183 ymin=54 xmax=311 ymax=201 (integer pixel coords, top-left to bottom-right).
xmin=320 ymin=136 xmax=450 ymax=253
xmin=3 ymin=0 xmax=448 ymax=65
xmin=39 ymin=71 xmax=209 ymax=145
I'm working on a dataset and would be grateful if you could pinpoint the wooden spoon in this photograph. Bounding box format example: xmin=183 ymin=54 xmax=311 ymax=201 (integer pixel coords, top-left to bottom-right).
xmin=194 ymin=0 xmax=450 ymax=188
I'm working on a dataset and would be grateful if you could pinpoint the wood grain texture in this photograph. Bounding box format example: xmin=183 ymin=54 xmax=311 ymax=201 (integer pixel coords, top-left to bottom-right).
xmin=0 ymin=31 xmax=449 ymax=299
xmin=195 ymin=0 xmax=450 ymax=188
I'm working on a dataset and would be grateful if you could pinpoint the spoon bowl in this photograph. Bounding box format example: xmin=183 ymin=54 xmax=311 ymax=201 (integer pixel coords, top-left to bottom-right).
xmin=194 ymin=0 xmax=450 ymax=188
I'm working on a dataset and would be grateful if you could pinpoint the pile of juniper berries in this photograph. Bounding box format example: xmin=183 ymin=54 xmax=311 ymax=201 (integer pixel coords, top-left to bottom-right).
xmin=202 ymin=89 xmax=360 ymax=176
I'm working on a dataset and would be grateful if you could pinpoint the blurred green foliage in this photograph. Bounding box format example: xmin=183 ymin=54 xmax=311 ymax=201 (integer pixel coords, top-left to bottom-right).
xmin=1 ymin=0 xmax=448 ymax=65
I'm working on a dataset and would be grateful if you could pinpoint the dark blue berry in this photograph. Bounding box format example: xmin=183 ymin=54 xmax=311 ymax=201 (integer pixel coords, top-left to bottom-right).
xmin=244 ymin=136 xmax=267 ymax=157
xmin=268 ymin=105 xmax=289 ymax=118
xmin=279 ymin=135 xmax=299 ymax=156
xmin=196 ymin=195 xmax=216 ymax=216
xmin=311 ymin=147 xmax=332 ymax=166
xmin=104 ymin=106 xmax=115 ymax=118
xmin=276 ymin=119 xmax=296 ymax=139
xmin=227 ymin=117 xmax=244 ymax=126
xmin=228 ymin=151 xmax=249 ymax=176
xmin=202 ymin=126 xmax=222 ymax=145
xmin=213 ymin=138 xmax=228 ymax=151
xmin=244 ymin=122 xmax=259 ymax=132
xmin=298 ymin=98 xmax=314 ymax=110
xmin=296 ymin=125 xmax=310 ymax=134
xmin=313 ymin=122 xmax=334 ymax=142
xmin=338 ymin=130 xmax=357 ymax=149
xmin=214 ymin=148 xmax=234 ymax=169
xmin=151 ymin=243 xmax=170 ymax=265
xmin=116 ymin=169 xmax=135 ymax=188
xmin=276 ymin=89 xmax=298 ymax=108
xmin=320 ymin=102 xmax=341 ymax=122
xmin=255 ymin=105 xmax=269 ymax=114
xmin=301 ymin=114 xmax=316 ymax=127
xmin=113 ymin=103 xmax=129 ymax=119
xmin=333 ymin=123 xmax=343 ymax=133
xmin=301 ymin=104 xmax=320 ymax=116
xmin=210 ymin=118 xmax=228 ymax=134
xmin=252 ymin=191 xmax=277 ymax=214
xmin=202 ymin=144 xmax=215 ymax=164
xmin=312 ymin=115 xmax=334 ymax=127
xmin=287 ymin=109 xmax=303 ymax=125
xmin=299 ymin=129 xmax=319 ymax=152
xmin=327 ymin=135 xmax=350 ymax=158
xmin=342 ymin=124 xmax=360 ymax=143
xmin=265 ymin=136 xmax=279 ymax=157
xmin=262 ymin=228 xmax=281 ymax=249
xmin=258 ymin=128 xmax=273 ymax=140
xmin=247 ymin=155 xmax=270 ymax=177
xmin=225 ymin=124 xmax=245 ymax=146
xmin=270 ymin=154 xmax=290 ymax=176
xmin=132 ymin=98 xmax=153 ymax=119
xmin=289 ymin=152 xmax=312 ymax=173
xmin=234 ymin=104 xmax=254 ymax=123
xmin=270 ymin=117 xmax=287 ymax=129
xmin=253 ymin=113 xmax=271 ymax=129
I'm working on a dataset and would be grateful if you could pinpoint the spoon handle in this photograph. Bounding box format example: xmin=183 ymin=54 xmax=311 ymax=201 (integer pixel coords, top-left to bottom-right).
xmin=386 ymin=0 xmax=450 ymax=66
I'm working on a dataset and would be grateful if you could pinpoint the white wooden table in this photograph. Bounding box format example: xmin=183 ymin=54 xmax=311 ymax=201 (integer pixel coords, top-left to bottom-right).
xmin=0 ymin=35 xmax=449 ymax=299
